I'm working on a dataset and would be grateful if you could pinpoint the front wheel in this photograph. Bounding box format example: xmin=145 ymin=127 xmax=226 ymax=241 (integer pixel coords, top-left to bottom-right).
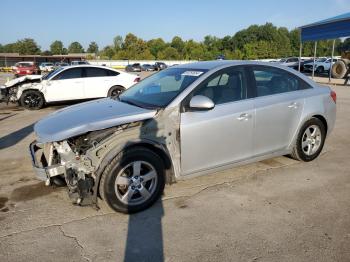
xmin=20 ymin=90 xmax=45 ymax=110
xmin=290 ymin=118 xmax=326 ymax=162
xmin=100 ymin=147 xmax=165 ymax=213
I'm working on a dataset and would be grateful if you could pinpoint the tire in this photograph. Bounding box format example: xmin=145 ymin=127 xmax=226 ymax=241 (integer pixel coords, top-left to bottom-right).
xmin=316 ymin=66 xmax=324 ymax=74
xmin=107 ymin=85 xmax=125 ymax=97
xmin=331 ymin=60 xmax=348 ymax=79
xmin=100 ymin=147 xmax=165 ymax=213
xmin=20 ymin=90 xmax=45 ymax=110
xmin=290 ymin=118 xmax=326 ymax=162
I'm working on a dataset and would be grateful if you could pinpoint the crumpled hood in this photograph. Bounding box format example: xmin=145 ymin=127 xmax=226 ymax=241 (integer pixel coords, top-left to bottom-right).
xmin=2 ymin=75 xmax=42 ymax=88
xmin=34 ymin=98 xmax=157 ymax=143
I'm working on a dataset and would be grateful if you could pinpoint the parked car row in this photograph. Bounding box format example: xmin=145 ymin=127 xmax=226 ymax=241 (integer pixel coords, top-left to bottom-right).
xmin=125 ymin=62 xmax=167 ymax=72
xmin=1 ymin=65 xmax=140 ymax=109
xmin=274 ymin=57 xmax=338 ymax=75
xmin=12 ymin=60 xmax=89 ymax=76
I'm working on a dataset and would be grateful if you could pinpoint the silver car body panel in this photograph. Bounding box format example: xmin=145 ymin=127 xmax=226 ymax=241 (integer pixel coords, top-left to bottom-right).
xmin=30 ymin=60 xmax=336 ymax=186
xmin=34 ymin=98 xmax=157 ymax=143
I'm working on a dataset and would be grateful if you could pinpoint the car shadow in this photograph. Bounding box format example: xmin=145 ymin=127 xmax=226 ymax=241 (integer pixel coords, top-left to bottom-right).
xmin=0 ymin=123 xmax=34 ymax=150
xmin=123 ymin=118 xmax=168 ymax=261
xmin=124 ymin=201 xmax=164 ymax=261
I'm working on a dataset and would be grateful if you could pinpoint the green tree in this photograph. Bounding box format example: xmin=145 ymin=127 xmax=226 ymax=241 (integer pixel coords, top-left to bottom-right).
xmin=68 ymin=41 xmax=84 ymax=53
xmin=100 ymin=46 xmax=115 ymax=59
xmin=16 ymin=38 xmax=41 ymax=55
xmin=158 ymin=47 xmax=180 ymax=60
xmin=87 ymin=41 xmax=99 ymax=54
xmin=50 ymin=40 xmax=64 ymax=55
xmin=147 ymin=38 xmax=166 ymax=58
xmin=113 ymin=35 xmax=123 ymax=52
xmin=170 ymin=36 xmax=185 ymax=58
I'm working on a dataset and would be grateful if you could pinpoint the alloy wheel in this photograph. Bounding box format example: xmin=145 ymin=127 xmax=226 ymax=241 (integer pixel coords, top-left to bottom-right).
xmin=301 ymin=125 xmax=322 ymax=156
xmin=114 ymin=161 xmax=158 ymax=206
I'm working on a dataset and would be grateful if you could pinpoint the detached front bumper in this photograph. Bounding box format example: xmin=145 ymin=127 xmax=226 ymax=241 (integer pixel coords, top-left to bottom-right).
xmin=29 ymin=141 xmax=65 ymax=182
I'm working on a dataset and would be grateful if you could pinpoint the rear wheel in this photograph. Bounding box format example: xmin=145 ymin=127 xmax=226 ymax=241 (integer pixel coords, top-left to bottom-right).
xmin=107 ymin=85 xmax=125 ymax=97
xmin=100 ymin=147 xmax=165 ymax=213
xmin=290 ymin=118 xmax=326 ymax=162
xmin=20 ymin=90 xmax=45 ymax=110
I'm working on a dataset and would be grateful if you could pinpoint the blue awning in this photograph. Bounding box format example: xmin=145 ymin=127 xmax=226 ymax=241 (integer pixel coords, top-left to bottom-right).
xmin=300 ymin=12 xmax=350 ymax=42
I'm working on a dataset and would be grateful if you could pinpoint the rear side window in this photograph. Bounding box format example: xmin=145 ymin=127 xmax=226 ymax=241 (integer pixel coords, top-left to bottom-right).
xmin=107 ymin=70 xmax=119 ymax=76
xmin=192 ymin=66 xmax=247 ymax=105
xmin=54 ymin=68 xmax=83 ymax=80
xmin=85 ymin=67 xmax=110 ymax=77
xmin=252 ymin=66 xmax=311 ymax=97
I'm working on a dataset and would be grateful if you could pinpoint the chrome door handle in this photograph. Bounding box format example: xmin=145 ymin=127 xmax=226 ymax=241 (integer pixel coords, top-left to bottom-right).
xmin=288 ymin=102 xmax=298 ymax=109
xmin=237 ymin=113 xmax=250 ymax=121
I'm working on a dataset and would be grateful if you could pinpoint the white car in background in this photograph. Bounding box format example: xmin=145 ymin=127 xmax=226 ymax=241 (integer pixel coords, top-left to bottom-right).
xmin=0 ymin=65 xmax=140 ymax=110
xmin=39 ymin=62 xmax=54 ymax=72
xmin=303 ymin=58 xmax=338 ymax=74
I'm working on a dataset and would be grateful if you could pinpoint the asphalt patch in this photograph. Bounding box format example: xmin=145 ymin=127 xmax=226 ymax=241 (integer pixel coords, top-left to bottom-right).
xmin=10 ymin=182 xmax=55 ymax=202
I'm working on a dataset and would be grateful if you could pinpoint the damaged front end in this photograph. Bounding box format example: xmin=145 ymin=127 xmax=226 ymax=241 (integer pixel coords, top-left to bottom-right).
xmin=0 ymin=75 xmax=42 ymax=104
xmin=0 ymin=86 xmax=19 ymax=104
xmin=29 ymin=140 xmax=96 ymax=205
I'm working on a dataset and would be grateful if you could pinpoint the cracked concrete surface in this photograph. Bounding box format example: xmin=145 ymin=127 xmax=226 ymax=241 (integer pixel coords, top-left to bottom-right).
xmin=0 ymin=76 xmax=349 ymax=261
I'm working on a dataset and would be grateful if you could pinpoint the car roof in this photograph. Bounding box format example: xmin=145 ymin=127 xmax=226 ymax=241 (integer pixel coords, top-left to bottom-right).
xmin=172 ymin=60 xmax=291 ymax=70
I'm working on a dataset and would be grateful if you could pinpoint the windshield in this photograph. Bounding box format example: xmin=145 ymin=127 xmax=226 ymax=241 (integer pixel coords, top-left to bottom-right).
xmin=42 ymin=67 xmax=65 ymax=80
xmin=119 ymin=68 xmax=208 ymax=108
xmin=17 ymin=63 xmax=33 ymax=67
xmin=316 ymin=58 xmax=327 ymax=62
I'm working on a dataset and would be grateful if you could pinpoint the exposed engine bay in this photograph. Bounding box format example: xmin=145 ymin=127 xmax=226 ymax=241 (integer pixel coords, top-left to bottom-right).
xmin=30 ymin=112 xmax=180 ymax=209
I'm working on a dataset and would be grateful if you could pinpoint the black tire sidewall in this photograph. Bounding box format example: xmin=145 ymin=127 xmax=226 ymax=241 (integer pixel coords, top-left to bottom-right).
xmin=107 ymin=86 xmax=124 ymax=97
xmin=20 ymin=90 xmax=45 ymax=110
xmin=103 ymin=148 xmax=165 ymax=213
xmin=295 ymin=118 xmax=326 ymax=162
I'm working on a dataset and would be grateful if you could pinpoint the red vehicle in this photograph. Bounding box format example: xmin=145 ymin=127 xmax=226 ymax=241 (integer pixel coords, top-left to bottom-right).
xmin=13 ymin=62 xmax=41 ymax=77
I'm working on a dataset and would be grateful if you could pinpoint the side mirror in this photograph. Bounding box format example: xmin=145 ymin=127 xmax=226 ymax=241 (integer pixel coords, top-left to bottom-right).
xmin=189 ymin=95 xmax=215 ymax=111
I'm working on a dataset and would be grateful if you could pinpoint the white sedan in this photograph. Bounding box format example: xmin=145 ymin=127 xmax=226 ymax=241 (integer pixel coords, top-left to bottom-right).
xmin=0 ymin=65 xmax=140 ymax=110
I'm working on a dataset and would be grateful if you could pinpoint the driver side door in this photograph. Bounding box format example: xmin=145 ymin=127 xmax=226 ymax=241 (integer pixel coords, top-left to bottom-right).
xmin=180 ymin=66 xmax=254 ymax=176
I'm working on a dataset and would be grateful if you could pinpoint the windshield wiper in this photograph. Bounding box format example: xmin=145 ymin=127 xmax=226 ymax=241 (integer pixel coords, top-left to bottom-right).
xmin=119 ymin=98 xmax=144 ymax=108
xmin=120 ymin=97 xmax=160 ymax=110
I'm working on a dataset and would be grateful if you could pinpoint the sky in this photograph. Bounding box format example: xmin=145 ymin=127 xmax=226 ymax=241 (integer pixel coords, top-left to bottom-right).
xmin=0 ymin=0 xmax=349 ymax=50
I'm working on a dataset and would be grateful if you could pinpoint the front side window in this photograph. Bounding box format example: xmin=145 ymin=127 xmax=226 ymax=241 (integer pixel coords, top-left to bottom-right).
xmin=119 ymin=68 xmax=208 ymax=108
xmin=53 ymin=68 xmax=83 ymax=80
xmin=252 ymin=66 xmax=310 ymax=97
xmin=192 ymin=66 xmax=247 ymax=105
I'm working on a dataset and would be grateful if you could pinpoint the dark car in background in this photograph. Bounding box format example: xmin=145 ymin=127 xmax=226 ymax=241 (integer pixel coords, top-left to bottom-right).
xmin=154 ymin=62 xmax=167 ymax=71
xmin=141 ymin=64 xmax=155 ymax=71
xmin=125 ymin=63 xmax=142 ymax=72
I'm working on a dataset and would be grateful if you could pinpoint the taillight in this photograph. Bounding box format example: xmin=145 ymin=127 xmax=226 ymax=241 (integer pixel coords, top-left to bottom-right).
xmin=134 ymin=77 xmax=140 ymax=83
xmin=330 ymin=90 xmax=336 ymax=104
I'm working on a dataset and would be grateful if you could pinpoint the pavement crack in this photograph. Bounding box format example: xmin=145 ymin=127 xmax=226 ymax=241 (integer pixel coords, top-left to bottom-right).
xmin=0 ymin=212 xmax=115 ymax=239
xmin=59 ymin=225 xmax=91 ymax=262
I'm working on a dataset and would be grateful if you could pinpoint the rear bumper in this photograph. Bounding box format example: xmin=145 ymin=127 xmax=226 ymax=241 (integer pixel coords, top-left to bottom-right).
xmin=29 ymin=141 xmax=65 ymax=181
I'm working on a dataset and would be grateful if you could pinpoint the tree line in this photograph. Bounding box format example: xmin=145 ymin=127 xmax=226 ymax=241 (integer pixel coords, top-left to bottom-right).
xmin=1 ymin=23 xmax=349 ymax=60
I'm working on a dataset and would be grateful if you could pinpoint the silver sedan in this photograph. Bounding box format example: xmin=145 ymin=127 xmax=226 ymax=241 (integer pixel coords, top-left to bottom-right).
xmin=30 ymin=61 xmax=336 ymax=213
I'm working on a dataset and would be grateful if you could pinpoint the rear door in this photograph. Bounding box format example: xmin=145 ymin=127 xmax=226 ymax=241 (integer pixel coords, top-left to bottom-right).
xmin=249 ymin=65 xmax=309 ymax=156
xmin=84 ymin=67 xmax=119 ymax=98
xmin=180 ymin=66 xmax=255 ymax=175
xmin=45 ymin=67 xmax=84 ymax=101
